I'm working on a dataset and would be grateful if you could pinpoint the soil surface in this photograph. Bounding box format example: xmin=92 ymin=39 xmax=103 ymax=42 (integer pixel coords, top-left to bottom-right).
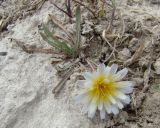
xmin=0 ymin=0 xmax=160 ymax=128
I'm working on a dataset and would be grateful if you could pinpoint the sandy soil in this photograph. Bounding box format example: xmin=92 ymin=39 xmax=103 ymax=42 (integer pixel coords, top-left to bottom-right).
xmin=0 ymin=0 xmax=160 ymax=128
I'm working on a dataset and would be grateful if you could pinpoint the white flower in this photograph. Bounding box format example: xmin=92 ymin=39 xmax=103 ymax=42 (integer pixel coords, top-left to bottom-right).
xmin=75 ymin=63 xmax=134 ymax=119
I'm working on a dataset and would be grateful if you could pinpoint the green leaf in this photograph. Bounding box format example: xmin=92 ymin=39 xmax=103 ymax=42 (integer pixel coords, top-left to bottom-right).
xmin=75 ymin=5 xmax=81 ymax=50
xmin=42 ymin=24 xmax=55 ymax=39
xmin=98 ymin=9 xmax=105 ymax=17
xmin=40 ymin=25 xmax=76 ymax=57
xmin=111 ymin=0 xmax=116 ymax=8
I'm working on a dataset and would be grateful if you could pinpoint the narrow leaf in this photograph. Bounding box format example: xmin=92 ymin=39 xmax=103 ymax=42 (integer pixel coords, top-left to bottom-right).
xmin=75 ymin=5 xmax=81 ymax=50
xmin=40 ymin=25 xmax=75 ymax=57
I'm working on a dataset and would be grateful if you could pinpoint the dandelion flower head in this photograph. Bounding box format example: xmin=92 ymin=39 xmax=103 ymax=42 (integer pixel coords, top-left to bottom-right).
xmin=75 ymin=63 xmax=134 ymax=119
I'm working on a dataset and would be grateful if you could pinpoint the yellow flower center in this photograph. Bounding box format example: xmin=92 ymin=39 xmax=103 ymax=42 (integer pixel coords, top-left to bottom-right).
xmin=88 ymin=75 xmax=117 ymax=104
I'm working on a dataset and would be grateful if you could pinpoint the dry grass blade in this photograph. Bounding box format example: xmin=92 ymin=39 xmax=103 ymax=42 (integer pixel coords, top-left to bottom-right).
xmin=75 ymin=5 xmax=81 ymax=51
xmin=142 ymin=63 xmax=151 ymax=92
xmin=54 ymin=34 xmax=72 ymax=45
xmin=66 ymin=0 xmax=72 ymax=17
xmin=100 ymin=0 xmax=112 ymax=8
xmin=49 ymin=0 xmax=72 ymax=18
xmin=10 ymin=38 xmax=55 ymax=54
xmin=49 ymin=14 xmax=75 ymax=44
xmin=28 ymin=0 xmax=46 ymax=11
xmin=52 ymin=59 xmax=79 ymax=96
xmin=102 ymin=30 xmax=118 ymax=52
xmin=52 ymin=67 xmax=74 ymax=97
xmin=124 ymin=39 xmax=145 ymax=66
xmin=72 ymin=0 xmax=95 ymax=17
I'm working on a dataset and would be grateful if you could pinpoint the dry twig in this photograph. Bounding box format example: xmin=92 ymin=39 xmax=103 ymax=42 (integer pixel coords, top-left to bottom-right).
xmin=102 ymin=30 xmax=118 ymax=52
xmin=52 ymin=67 xmax=74 ymax=96
xmin=52 ymin=59 xmax=79 ymax=97
xmin=10 ymin=38 xmax=55 ymax=54
xmin=142 ymin=63 xmax=151 ymax=92
xmin=49 ymin=14 xmax=75 ymax=44
xmin=72 ymin=0 xmax=95 ymax=16
xmin=124 ymin=39 xmax=145 ymax=66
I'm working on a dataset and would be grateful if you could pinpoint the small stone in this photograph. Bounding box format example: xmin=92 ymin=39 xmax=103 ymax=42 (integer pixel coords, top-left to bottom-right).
xmin=154 ymin=58 xmax=160 ymax=74
xmin=128 ymin=38 xmax=139 ymax=52
xmin=138 ymin=57 xmax=150 ymax=67
xmin=118 ymin=48 xmax=131 ymax=60
xmin=94 ymin=25 xmax=105 ymax=34
xmin=0 ymin=52 xmax=7 ymax=56
xmin=119 ymin=111 xmax=129 ymax=123
xmin=131 ymin=78 xmax=143 ymax=87
xmin=81 ymin=36 xmax=86 ymax=45
xmin=82 ymin=21 xmax=94 ymax=35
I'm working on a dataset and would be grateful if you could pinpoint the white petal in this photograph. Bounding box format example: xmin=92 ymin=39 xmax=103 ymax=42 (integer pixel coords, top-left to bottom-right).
xmin=77 ymin=80 xmax=86 ymax=87
xmin=74 ymin=93 xmax=87 ymax=103
xmin=111 ymin=105 xmax=119 ymax=115
xmin=110 ymin=64 xmax=118 ymax=74
xmin=109 ymin=95 xmax=116 ymax=104
xmin=120 ymin=86 xmax=133 ymax=94
xmin=97 ymin=63 xmax=106 ymax=74
xmin=75 ymin=91 xmax=91 ymax=104
xmin=116 ymin=100 xmax=124 ymax=109
xmin=105 ymin=66 xmax=111 ymax=74
xmin=115 ymin=91 xmax=128 ymax=100
xmin=116 ymin=81 xmax=134 ymax=94
xmin=104 ymin=78 xmax=110 ymax=84
xmin=100 ymin=106 xmax=106 ymax=119
xmin=121 ymin=96 xmax=131 ymax=105
xmin=117 ymin=81 xmax=135 ymax=88
xmin=115 ymin=68 xmax=128 ymax=81
xmin=88 ymin=98 xmax=97 ymax=118
xmin=104 ymin=102 xmax=112 ymax=114
xmin=77 ymin=80 xmax=91 ymax=89
xmin=83 ymin=72 xmax=92 ymax=80
xmin=98 ymin=102 xmax=103 ymax=111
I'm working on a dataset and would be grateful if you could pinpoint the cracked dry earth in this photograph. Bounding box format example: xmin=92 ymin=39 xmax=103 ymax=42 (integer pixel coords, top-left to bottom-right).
xmin=0 ymin=0 xmax=160 ymax=128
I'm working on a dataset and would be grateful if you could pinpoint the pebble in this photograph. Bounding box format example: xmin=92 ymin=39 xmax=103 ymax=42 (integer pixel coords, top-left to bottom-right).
xmin=132 ymin=77 xmax=143 ymax=87
xmin=118 ymin=48 xmax=131 ymax=60
xmin=0 ymin=52 xmax=7 ymax=56
xmin=154 ymin=58 xmax=160 ymax=74
xmin=128 ymin=38 xmax=139 ymax=52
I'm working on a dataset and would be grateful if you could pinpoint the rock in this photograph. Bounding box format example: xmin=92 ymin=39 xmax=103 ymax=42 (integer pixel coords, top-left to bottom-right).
xmin=0 ymin=2 xmax=91 ymax=128
xmin=141 ymin=92 xmax=160 ymax=127
xmin=154 ymin=58 xmax=160 ymax=74
xmin=118 ymin=48 xmax=131 ymax=60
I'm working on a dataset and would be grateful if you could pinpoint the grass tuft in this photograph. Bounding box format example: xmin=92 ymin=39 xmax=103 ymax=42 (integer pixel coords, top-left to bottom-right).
xmin=39 ymin=24 xmax=76 ymax=57
xmin=39 ymin=6 xmax=82 ymax=58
